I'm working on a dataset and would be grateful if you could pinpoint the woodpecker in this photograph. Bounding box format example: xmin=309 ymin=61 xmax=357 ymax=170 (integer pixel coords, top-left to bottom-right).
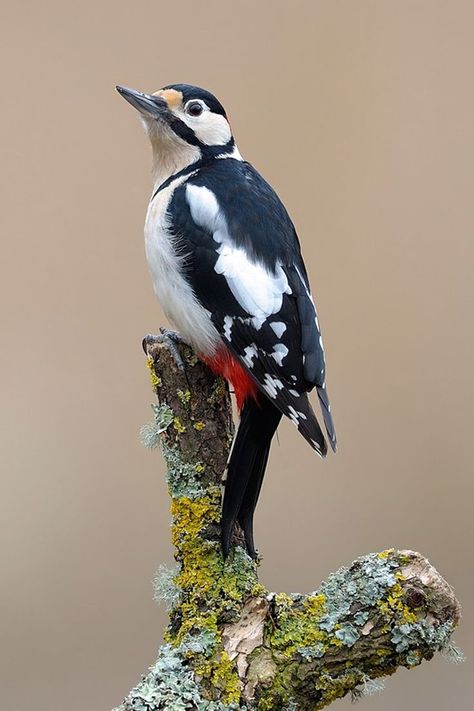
xmin=117 ymin=83 xmax=337 ymax=558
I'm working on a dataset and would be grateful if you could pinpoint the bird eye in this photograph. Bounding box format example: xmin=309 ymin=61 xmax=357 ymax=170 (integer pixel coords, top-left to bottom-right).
xmin=186 ymin=101 xmax=204 ymax=117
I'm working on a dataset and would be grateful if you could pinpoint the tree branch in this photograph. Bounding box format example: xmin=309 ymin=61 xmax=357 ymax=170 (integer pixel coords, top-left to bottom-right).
xmin=113 ymin=341 xmax=461 ymax=711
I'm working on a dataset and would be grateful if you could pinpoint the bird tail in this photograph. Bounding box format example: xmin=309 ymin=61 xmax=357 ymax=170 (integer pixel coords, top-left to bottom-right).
xmin=316 ymin=385 xmax=337 ymax=453
xmin=221 ymin=395 xmax=281 ymax=558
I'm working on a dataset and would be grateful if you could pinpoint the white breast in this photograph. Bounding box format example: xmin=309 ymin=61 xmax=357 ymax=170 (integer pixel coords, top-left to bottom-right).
xmin=144 ymin=176 xmax=221 ymax=356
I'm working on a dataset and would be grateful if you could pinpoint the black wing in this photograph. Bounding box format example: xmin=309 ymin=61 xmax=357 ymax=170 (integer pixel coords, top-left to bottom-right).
xmin=168 ymin=158 xmax=336 ymax=452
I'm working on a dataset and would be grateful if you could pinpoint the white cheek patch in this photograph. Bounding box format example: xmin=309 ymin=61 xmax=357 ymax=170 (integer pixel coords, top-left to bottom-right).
xmin=194 ymin=113 xmax=231 ymax=146
xmin=178 ymin=109 xmax=231 ymax=146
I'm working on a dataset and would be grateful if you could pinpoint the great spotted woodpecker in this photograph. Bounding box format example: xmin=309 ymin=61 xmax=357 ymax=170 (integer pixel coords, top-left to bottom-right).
xmin=117 ymin=83 xmax=337 ymax=558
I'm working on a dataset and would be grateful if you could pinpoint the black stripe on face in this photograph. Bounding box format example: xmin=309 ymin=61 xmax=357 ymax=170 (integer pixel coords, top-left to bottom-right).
xmin=166 ymin=113 xmax=235 ymax=157
xmin=167 ymin=115 xmax=202 ymax=146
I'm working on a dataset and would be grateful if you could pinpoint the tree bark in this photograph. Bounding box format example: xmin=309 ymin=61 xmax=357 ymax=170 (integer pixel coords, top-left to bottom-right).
xmin=113 ymin=341 xmax=461 ymax=711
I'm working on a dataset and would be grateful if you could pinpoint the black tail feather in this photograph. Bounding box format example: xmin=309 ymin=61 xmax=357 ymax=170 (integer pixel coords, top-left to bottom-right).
xmin=237 ymin=429 xmax=276 ymax=558
xmin=317 ymin=385 xmax=337 ymax=452
xmin=221 ymin=396 xmax=281 ymax=558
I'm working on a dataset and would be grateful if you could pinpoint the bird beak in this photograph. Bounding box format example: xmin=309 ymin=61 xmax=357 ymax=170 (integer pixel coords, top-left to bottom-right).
xmin=116 ymin=85 xmax=168 ymax=118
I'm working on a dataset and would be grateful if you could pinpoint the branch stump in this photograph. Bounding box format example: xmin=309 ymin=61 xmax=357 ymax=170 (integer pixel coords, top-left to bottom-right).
xmin=113 ymin=341 xmax=461 ymax=711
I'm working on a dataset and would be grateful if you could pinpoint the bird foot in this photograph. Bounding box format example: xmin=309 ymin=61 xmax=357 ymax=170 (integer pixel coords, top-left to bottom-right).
xmin=142 ymin=329 xmax=189 ymax=371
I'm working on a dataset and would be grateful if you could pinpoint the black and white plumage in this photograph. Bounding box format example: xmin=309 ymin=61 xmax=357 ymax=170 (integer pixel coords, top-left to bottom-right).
xmin=117 ymin=82 xmax=336 ymax=558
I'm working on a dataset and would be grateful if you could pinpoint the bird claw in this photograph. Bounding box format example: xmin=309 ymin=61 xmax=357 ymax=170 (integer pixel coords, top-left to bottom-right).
xmin=142 ymin=329 xmax=188 ymax=371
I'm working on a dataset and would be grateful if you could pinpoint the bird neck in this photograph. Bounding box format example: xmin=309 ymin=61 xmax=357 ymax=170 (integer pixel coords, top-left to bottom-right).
xmin=151 ymin=140 xmax=202 ymax=192
xmin=150 ymin=138 xmax=241 ymax=194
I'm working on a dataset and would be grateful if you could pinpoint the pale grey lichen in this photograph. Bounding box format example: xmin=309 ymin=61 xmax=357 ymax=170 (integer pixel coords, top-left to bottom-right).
xmin=153 ymin=564 xmax=180 ymax=610
xmin=122 ymin=642 xmax=245 ymax=711
xmin=351 ymin=674 xmax=385 ymax=701
xmin=140 ymin=404 xmax=174 ymax=449
xmin=223 ymin=546 xmax=256 ymax=580
xmin=405 ymin=650 xmax=423 ymax=667
xmin=180 ymin=630 xmax=217 ymax=657
xmin=391 ymin=624 xmax=416 ymax=652
xmin=298 ymin=643 xmax=326 ymax=661
xmin=353 ymin=611 xmax=370 ymax=626
xmin=161 ymin=442 xmax=206 ymax=499
xmin=392 ymin=619 xmax=455 ymax=654
xmin=123 ymin=644 xmax=201 ymax=710
xmin=335 ymin=623 xmax=359 ymax=647
xmin=442 ymin=640 xmax=465 ymax=664
xmin=317 ymin=552 xmax=398 ymax=635
xmin=140 ymin=406 xmax=207 ymax=498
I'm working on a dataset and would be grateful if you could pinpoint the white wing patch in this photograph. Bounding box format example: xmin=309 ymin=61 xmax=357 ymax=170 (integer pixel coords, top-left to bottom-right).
xmin=186 ymin=184 xmax=220 ymax=231
xmin=223 ymin=315 xmax=233 ymax=341
xmin=270 ymin=321 xmax=287 ymax=338
xmin=186 ymin=184 xmax=293 ymax=326
xmin=262 ymin=374 xmax=285 ymax=399
xmin=214 ymin=245 xmax=291 ymax=324
xmin=288 ymin=406 xmax=308 ymax=426
xmin=271 ymin=343 xmax=289 ymax=366
xmin=243 ymin=344 xmax=258 ymax=368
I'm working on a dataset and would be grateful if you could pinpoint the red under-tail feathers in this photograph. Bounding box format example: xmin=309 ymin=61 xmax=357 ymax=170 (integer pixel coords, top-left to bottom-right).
xmin=201 ymin=347 xmax=258 ymax=411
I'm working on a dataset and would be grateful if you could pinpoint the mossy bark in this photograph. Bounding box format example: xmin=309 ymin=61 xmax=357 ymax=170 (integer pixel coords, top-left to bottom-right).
xmin=113 ymin=341 xmax=461 ymax=711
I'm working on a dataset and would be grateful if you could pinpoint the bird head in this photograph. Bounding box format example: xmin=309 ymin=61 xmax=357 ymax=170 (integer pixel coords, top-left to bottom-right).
xmin=116 ymin=83 xmax=236 ymax=183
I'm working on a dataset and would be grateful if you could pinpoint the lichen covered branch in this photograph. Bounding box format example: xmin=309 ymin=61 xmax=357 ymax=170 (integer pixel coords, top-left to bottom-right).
xmin=113 ymin=341 xmax=461 ymax=711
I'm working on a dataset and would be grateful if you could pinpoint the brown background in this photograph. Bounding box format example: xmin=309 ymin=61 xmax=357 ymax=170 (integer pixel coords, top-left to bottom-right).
xmin=1 ymin=1 xmax=472 ymax=709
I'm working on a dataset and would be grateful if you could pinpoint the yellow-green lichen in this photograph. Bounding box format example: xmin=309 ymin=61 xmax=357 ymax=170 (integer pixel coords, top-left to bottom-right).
xmin=378 ymin=548 xmax=395 ymax=560
xmin=257 ymin=691 xmax=280 ymax=710
xmin=305 ymin=593 xmax=327 ymax=617
xmin=273 ymin=592 xmax=294 ymax=609
xmin=193 ymin=421 xmax=206 ymax=431
xmin=378 ymin=582 xmax=417 ymax=625
xmin=185 ymin=352 xmax=199 ymax=366
xmin=171 ymin=494 xmax=220 ymax=553
xmin=173 ymin=416 xmax=186 ymax=433
xmin=270 ymin=593 xmax=331 ymax=659
xmin=260 ymin=549 xmax=437 ymax=709
xmin=146 ymin=355 xmax=162 ymax=389
xmin=251 ymin=582 xmax=267 ymax=598
xmin=167 ymin=484 xmax=258 ymax=703
xmin=206 ymin=378 xmax=228 ymax=406
xmin=177 ymin=388 xmax=191 ymax=405
xmin=195 ymin=650 xmax=241 ymax=704
xmin=314 ymin=669 xmax=366 ymax=705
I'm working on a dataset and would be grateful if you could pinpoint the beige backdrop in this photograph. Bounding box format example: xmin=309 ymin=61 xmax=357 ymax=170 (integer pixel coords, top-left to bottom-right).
xmin=1 ymin=1 xmax=472 ymax=709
